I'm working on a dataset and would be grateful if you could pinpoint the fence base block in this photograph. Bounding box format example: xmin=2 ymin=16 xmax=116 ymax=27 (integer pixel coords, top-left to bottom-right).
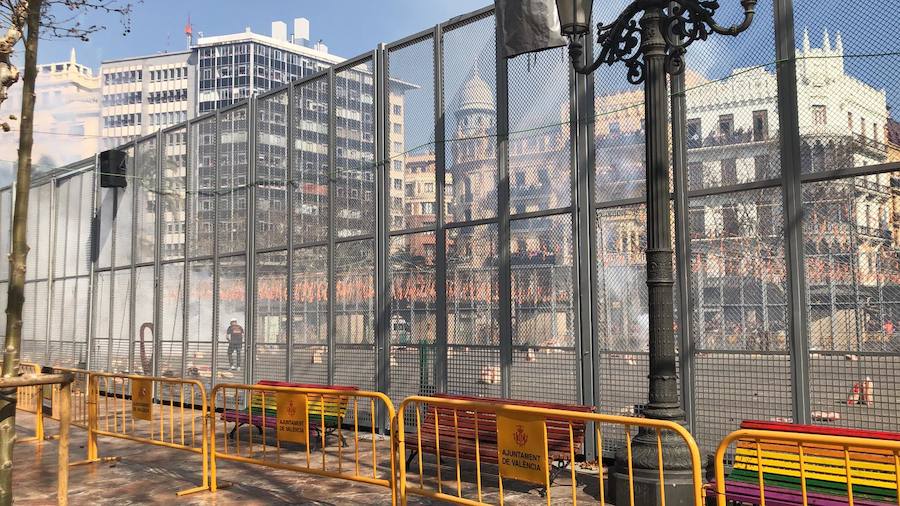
xmin=175 ymin=485 xmax=210 ymax=496
xmin=612 ymin=466 xmax=696 ymax=506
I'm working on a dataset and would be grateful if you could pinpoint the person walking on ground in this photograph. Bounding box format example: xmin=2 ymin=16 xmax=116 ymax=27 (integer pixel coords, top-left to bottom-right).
xmin=226 ymin=319 xmax=244 ymax=370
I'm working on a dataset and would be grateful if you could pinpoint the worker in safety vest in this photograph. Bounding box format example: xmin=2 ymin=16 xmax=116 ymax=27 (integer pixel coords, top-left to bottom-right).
xmin=226 ymin=319 xmax=244 ymax=370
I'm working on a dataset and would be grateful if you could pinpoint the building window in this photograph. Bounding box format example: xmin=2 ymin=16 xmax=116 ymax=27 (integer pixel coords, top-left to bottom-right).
xmin=752 ymin=110 xmax=768 ymax=141
xmin=874 ymin=122 xmax=879 ymax=143
xmin=848 ymin=111 xmax=854 ymax=133
xmin=392 ymin=123 xmax=402 ymax=134
xmin=812 ymin=105 xmax=827 ymax=125
xmin=718 ymin=114 xmax=734 ymax=137
xmin=754 ymin=155 xmax=769 ymax=180
xmin=688 ymin=162 xmax=703 ymax=191
xmin=686 ymin=118 xmax=702 ymax=148
xmin=721 ymin=159 xmax=737 ymax=186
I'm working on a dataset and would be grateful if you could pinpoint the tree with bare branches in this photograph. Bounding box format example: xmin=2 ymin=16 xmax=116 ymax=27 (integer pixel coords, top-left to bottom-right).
xmin=0 ymin=2 xmax=134 ymax=503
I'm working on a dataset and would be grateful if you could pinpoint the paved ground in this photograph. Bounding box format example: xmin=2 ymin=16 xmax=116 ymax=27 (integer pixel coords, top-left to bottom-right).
xmin=12 ymin=410 xmax=611 ymax=505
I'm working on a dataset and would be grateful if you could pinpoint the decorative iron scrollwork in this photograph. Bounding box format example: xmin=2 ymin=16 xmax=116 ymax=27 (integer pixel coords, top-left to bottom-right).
xmin=568 ymin=0 xmax=757 ymax=83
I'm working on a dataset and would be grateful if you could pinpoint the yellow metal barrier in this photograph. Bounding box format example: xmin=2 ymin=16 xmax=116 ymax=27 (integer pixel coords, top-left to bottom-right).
xmin=74 ymin=372 xmax=210 ymax=496
xmin=396 ymin=396 xmax=704 ymax=506
xmin=209 ymin=383 xmax=397 ymax=504
xmin=712 ymin=428 xmax=900 ymax=506
xmin=47 ymin=366 xmax=90 ymax=430
xmin=16 ymin=362 xmax=45 ymax=442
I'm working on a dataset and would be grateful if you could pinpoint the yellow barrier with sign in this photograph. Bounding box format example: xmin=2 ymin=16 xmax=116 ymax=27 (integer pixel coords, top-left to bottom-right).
xmin=209 ymin=383 xmax=397 ymax=504
xmin=396 ymin=396 xmax=704 ymax=506
xmin=75 ymin=372 xmax=210 ymax=496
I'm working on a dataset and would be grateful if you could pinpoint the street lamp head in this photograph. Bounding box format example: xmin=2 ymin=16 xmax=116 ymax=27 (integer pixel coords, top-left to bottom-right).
xmin=556 ymin=0 xmax=593 ymax=37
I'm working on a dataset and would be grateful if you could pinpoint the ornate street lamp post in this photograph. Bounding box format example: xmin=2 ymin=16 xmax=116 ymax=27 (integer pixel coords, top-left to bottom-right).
xmin=557 ymin=0 xmax=756 ymax=503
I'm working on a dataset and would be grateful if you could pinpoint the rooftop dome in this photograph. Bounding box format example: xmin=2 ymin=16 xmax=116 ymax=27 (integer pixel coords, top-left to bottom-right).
xmin=457 ymin=67 xmax=494 ymax=113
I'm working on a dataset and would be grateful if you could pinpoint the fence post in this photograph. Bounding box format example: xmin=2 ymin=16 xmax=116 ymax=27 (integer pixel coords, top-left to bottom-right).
xmin=572 ymin=16 xmax=599 ymax=460
xmin=495 ymin=17 xmax=513 ymax=400
xmin=433 ymin=23 xmax=449 ymax=394
xmin=671 ymin=60 xmax=695 ymax=434
xmin=375 ymin=43 xmax=391 ymax=431
xmin=57 ymin=381 xmax=70 ymax=506
xmin=86 ymin=375 xmax=98 ymax=461
xmin=774 ymin=0 xmax=811 ymax=425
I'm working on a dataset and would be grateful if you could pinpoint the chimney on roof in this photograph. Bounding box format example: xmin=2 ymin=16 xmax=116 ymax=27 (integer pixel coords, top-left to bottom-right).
xmin=272 ymin=21 xmax=287 ymax=41
xmin=293 ymin=18 xmax=310 ymax=44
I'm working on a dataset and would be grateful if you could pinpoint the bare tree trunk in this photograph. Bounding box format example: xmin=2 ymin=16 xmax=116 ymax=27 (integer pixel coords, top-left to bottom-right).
xmin=0 ymin=0 xmax=41 ymax=502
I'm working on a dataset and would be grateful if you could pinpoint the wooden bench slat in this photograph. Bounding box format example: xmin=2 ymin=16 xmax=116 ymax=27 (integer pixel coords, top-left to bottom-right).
xmin=734 ymin=455 xmax=898 ymax=489
xmin=737 ymin=440 xmax=900 ymax=462
xmin=735 ymin=447 xmax=899 ymax=477
xmin=712 ymin=479 xmax=892 ymax=506
xmin=730 ymin=468 xmax=897 ymax=501
xmin=741 ymin=421 xmax=900 ymax=442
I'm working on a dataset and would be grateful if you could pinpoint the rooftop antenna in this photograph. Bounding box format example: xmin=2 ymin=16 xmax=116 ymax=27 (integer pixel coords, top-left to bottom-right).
xmin=185 ymin=15 xmax=193 ymax=49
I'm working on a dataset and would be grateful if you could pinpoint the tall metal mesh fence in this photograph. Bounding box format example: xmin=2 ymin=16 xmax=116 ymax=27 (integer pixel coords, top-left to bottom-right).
xmin=5 ymin=0 xmax=900 ymax=464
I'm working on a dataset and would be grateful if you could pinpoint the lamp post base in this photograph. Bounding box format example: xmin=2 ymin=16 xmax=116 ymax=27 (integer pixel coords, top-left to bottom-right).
xmin=611 ymin=428 xmax=697 ymax=506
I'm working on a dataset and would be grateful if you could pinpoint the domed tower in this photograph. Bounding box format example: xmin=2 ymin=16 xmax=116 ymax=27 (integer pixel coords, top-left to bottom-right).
xmin=450 ymin=67 xmax=496 ymax=220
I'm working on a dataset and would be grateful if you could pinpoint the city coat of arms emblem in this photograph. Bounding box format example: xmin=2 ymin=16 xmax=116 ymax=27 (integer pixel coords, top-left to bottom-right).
xmin=513 ymin=424 xmax=528 ymax=447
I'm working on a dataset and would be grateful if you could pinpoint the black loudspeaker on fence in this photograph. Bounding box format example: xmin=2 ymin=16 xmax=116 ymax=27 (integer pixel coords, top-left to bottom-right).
xmin=99 ymin=149 xmax=128 ymax=188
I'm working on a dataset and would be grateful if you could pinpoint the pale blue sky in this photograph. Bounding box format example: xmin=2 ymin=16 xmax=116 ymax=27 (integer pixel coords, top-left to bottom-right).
xmin=39 ymin=0 xmax=490 ymax=68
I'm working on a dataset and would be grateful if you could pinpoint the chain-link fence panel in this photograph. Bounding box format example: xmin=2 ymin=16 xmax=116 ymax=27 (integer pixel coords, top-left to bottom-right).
xmin=254 ymin=250 xmax=288 ymax=382
xmin=804 ymin=172 xmax=900 ymax=431
xmin=132 ymin=265 xmax=154 ymax=375
xmin=388 ymin=232 xmax=437 ymax=411
xmin=333 ymin=59 xmax=376 ymax=239
xmin=290 ymin=245 xmax=328 ymax=384
xmin=333 ymin=239 xmax=376 ymax=386
xmin=689 ymin=187 xmax=791 ymax=453
xmin=91 ymin=271 xmax=111 ymax=371
xmin=255 ymin=91 xmax=289 ymax=250
xmin=159 ymin=262 xmax=184 ymax=377
xmin=161 ymin=127 xmax=187 ymax=262
xmin=134 ymin=138 xmax=157 ymax=264
xmin=189 ymin=118 xmax=217 ymax=259
xmin=508 ymin=47 xmax=571 ymax=214
xmin=216 ymin=255 xmax=246 ymax=382
xmin=510 ymin=215 xmax=577 ymax=403
xmin=109 ymin=269 xmax=133 ymax=373
xmin=217 ymin=106 xmax=249 ymax=256
xmin=446 ymin=223 xmax=500 ymax=397
xmin=185 ymin=259 xmax=214 ymax=386
xmin=113 ymin=147 xmax=134 ymax=269
xmin=793 ymin=3 xmax=899 ymax=175
xmin=387 ymin=35 xmax=436 ymax=234
xmin=292 ymin=76 xmax=330 ymax=246
xmin=443 ymin=12 xmax=498 ymax=225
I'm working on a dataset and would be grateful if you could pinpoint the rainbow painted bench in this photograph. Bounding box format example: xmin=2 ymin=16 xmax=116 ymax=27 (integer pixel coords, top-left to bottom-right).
xmin=709 ymin=420 xmax=900 ymax=505
xmin=221 ymin=380 xmax=357 ymax=449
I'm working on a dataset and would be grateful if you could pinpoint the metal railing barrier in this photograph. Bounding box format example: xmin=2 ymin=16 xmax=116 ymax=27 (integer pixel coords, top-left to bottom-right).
xmin=396 ymin=396 xmax=704 ymax=506
xmin=72 ymin=372 xmax=210 ymax=496
xmin=711 ymin=428 xmax=900 ymax=506
xmin=6 ymin=370 xmax=74 ymax=505
xmin=16 ymin=362 xmax=46 ymax=442
xmin=209 ymin=383 xmax=397 ymax=504
xmin=47 ymin=366 xmax=90 ymax=431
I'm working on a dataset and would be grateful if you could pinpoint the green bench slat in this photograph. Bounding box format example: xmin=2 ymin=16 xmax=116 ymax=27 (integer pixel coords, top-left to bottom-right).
xmin=730 ymin=468 xmax=897 ymax=502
